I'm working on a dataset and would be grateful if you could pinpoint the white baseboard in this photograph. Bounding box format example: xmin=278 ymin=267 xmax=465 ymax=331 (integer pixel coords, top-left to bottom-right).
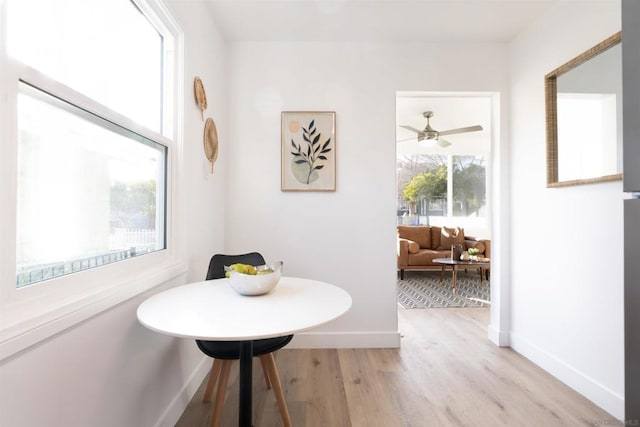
xmin=509 ymin=332 xmax=624 ymax=420
xmin=156 ymin=355 xmax=211 ymax=427
xmin=488 ymin=324 xmax=510 ymax=347
xmin=288 ymin=331 xmax=401 ymax=349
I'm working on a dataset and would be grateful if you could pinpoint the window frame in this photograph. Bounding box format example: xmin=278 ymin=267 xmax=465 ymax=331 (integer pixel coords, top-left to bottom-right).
xmin=0 ymin=0 xmax=186 ymax=360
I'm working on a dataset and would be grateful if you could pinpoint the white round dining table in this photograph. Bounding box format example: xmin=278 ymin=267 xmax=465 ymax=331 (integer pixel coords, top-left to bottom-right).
xmin=137 ymin=276 xmax=352 ymax=427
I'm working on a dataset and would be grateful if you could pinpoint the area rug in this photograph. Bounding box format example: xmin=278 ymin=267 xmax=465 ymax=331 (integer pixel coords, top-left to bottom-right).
xmin=397 ymin=270 xmax=490 ymax=309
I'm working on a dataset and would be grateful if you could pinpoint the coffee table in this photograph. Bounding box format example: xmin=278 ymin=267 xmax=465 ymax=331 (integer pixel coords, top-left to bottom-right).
xmin=432 ymin=258 xmax=490 ymax=292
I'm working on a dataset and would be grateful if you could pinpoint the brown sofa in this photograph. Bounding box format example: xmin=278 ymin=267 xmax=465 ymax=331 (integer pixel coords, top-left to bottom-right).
xmin=397 ymin=225 xmax=490 ymax=279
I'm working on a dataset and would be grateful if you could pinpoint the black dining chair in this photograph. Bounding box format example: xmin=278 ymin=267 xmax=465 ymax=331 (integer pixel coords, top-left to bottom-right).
xmin=196 ymin=252 xmax=293 ymax=427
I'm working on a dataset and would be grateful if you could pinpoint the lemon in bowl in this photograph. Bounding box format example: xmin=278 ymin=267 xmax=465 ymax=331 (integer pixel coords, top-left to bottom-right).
xmin=224 ymin=261 xmax=282 ymax=296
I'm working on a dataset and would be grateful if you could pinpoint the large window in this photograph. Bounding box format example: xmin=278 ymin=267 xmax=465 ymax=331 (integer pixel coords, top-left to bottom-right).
xmin=1 ymin=0 xmax=181 ymax=357
xmin=7 ymin=0 xmax=170 ymax=288
xmin=398 ymin=154 xmax=487 ymax=220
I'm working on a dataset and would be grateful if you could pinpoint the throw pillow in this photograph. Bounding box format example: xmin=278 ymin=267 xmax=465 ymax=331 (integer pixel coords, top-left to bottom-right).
xmin=430 ymin=227 xmax=442 ymax=249
xmin=407 ymin=240 xmax=420 ymax=254
xmin=438 ymin=226 xmax=464 ymax=250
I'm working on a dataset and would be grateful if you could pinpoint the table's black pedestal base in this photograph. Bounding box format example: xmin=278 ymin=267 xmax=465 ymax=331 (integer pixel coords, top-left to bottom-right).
xmin=239 ymin=341 xmax=253 ymax=427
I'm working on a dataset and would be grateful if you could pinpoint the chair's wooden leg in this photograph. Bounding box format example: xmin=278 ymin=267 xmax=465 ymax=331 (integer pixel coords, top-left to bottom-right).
xmin=211 ymin=360 xmax=232 ymax=427
xmin=261 ymin=353 xmax=292 ymax=427
xmin=259 ymin=354 xmax=272 ymax=389
xmin=203 ymin=358 xmax=222 ymax=403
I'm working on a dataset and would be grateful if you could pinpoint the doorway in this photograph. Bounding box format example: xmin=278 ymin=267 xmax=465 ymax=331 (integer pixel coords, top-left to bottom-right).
xmin=395 ymin=92 xmax=505 ymax=343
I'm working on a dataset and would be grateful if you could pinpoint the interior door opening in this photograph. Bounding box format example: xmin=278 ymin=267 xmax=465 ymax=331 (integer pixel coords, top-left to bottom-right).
xmin=395 ymin=92 xmax=496 ymax=318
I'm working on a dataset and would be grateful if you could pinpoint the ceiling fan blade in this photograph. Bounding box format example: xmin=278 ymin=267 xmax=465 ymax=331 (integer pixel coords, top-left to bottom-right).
xmin=399 ymin=125 xmax=423 ymax=134
xmin=438 ymin=125 xmax=483 ymax=136
xmin=396 ymin=136 xmax=417 ymax=143
xmin=437 ymin=138 xmax=452 ymax=148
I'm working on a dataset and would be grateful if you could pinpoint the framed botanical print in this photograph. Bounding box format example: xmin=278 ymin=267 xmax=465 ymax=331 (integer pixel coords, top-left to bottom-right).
xmin=281 ymin=111 xmax=336 ymax=191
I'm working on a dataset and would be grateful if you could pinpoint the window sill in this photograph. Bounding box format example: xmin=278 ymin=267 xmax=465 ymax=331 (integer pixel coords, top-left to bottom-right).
xmin=0 ymin=259 xmax=188 ymax=361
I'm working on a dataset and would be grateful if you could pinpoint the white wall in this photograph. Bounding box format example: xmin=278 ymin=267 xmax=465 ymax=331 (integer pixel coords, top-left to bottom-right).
xmin=225 ymin=41 xmax=509 ymax=347
xmin=177 ymin=1 xmax=229 ymax=284
xmin=0 ymin=2 xmax=225 ymax=426
xmin=508 ymin=1 xmax=623 ymax=419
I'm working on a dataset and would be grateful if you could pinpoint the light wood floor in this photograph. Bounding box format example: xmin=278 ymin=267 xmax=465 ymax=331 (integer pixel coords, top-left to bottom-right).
xmin=176 ymin=308 xmax=620 ymax=426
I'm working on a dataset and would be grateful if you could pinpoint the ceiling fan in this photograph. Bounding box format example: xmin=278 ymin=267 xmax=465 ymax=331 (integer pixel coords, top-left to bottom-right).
xmin=398 ymin=111 xmax=483 ymax=148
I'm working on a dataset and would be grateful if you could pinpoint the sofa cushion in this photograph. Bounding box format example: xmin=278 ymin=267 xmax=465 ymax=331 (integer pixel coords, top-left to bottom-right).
xmin=398 ymin=226 xmax=431 ymax=249
xmin=407 ymin=240 xmax=420 ymax=254
xmin=438 ymin=226 xmax=465 ymax=250
xmin=408 ymin=249 xmax=449 ymax=265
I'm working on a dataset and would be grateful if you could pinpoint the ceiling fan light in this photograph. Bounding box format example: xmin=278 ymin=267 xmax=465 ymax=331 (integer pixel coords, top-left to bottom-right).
xmin=417 ymin=138 xmax=437 ymax=147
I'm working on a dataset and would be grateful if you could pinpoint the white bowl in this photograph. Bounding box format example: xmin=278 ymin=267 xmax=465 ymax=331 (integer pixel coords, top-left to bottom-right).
xmin=224 ymin=262 xmax=282 ymax=296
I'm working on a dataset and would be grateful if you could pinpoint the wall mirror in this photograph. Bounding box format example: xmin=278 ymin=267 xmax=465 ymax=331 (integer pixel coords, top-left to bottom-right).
xmin=545 ymin=32 xmax=622 ymax=187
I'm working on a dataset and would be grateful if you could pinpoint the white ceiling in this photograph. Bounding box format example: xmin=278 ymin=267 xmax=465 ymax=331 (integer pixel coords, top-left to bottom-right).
xmin=202 ymin=0 xmax=557 ymax=43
